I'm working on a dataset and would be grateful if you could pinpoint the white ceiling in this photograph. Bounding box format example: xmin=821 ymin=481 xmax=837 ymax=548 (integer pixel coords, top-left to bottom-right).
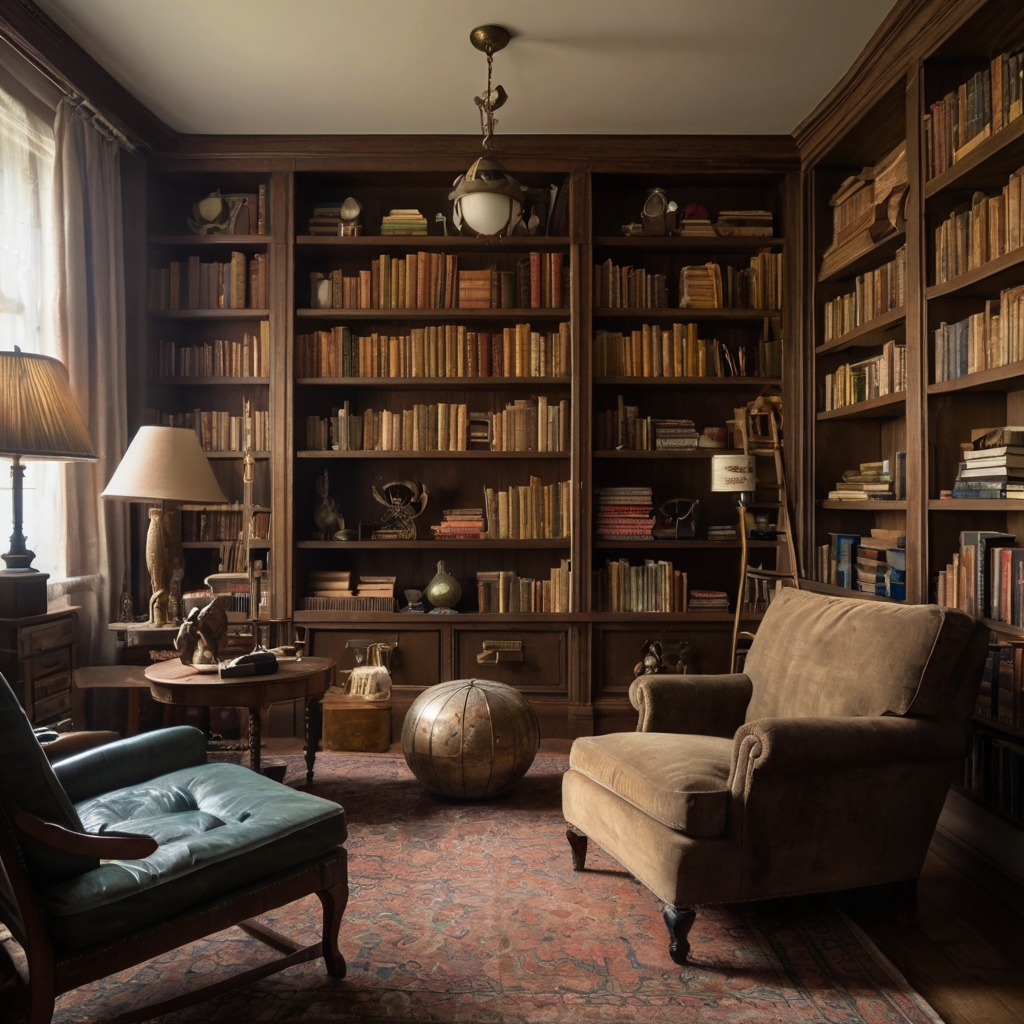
xmin=34 ymin=0 xmax=896 ymax=136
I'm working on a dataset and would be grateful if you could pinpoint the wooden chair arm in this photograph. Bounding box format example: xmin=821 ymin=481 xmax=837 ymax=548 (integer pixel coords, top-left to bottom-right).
xmin=12 ymin=810 xmax=158 ymax=859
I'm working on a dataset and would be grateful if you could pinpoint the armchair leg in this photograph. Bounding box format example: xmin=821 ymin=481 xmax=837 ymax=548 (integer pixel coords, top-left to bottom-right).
xmin=663 ymin=905 xmax=696 ymax=965
xmin=566 ymin=826 xmax=588 ymax=871
xmin=317 ymin=882 xmax=348 ymax=979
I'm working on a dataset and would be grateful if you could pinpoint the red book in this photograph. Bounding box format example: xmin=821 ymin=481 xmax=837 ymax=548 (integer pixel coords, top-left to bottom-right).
xmin=552 ymin=252 xmax=564 ymax=308
xmin=530 ymin=252 xmax=542 ymax=308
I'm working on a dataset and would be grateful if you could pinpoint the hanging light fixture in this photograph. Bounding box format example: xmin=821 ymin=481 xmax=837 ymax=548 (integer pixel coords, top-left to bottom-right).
xmin=450 ymin=25 xmax=528 ymax=237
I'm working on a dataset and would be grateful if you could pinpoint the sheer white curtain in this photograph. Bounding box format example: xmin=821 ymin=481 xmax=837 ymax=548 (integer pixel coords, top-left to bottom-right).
xmin=0 ymin=82 xmax=66 ymax=577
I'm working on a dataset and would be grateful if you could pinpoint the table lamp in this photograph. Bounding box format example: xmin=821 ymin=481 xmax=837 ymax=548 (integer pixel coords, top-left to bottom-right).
xmin=0 ymin=348 xmax=97 ymax=617
xmin=711 ymin=453 xmax=757 ymax=672
xmin=102 ymin=426 xmax=227 ymax=626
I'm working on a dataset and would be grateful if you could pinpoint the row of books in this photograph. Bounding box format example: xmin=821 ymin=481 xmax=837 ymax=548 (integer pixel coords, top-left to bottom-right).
xmin=934 ymin=166 xmax=1024 ymax=285
xmin=677 ymin=253 xmax=782 ymax=310
xmin=924 ymin=48 xmax=1024 ymax=180
xmin=150 ymin=407 xmax=270 ymax=452
xmin=826 ymin=457 xmax=906 ymax=502
xmin=148 ymin=253 xmax=269 ymax=310
xmin=594 ymin=398 xmax=707 ymax=451
xmin=150 ymin=327 xmax=270 ymax=379
xmin=295 ymin=323 xmax=571 ymax=380
xmin=977 ymin=643 xmax=1024 ymax=729
xmin=814 ymin=528 xmax=906 ymax=599
xmin=477 ymin=560 xmax=572 ymax=614
xmin=933 ymin=285 xmax=1024 ymax=383
xmin=595 ymin=486 xmax=654 ymax=540
xmin=593 ymin=262 xmax=668 ymax=309
xmin=300 ymin=571 xmax=397 ymax=612
xmin=820 ymin=341 xmax=906 ymax=411
xmin=821 ymin=246 xmax=906 ymax=342
xmin=592 ymin=559 xmax=690 ymax=613
xmin=309 ymin=252 xmax=567 ymax=311
xmin=936 ymin=529 xmax=1024 ymax=620
xmin=305 ymin=397 xmax=570 ymax=454
xmin=593 ymin=324 xmax=781 ymax=379
xmin=181 ymin=509 xmax=271 ymax=543
xmin=965 ymin=730 xmax=1024 ymax=821
xmin=948 ymin=426 xmax=1024 ymax=499
xmin=307 ymin=207 xmax=427 ymax=237
xmin=482 ymin=478 xmax=572 ymax=540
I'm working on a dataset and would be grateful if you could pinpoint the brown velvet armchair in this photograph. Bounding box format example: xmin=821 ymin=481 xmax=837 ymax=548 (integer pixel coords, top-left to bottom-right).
xmin=562 ymin=589 xmax=989 ymax=965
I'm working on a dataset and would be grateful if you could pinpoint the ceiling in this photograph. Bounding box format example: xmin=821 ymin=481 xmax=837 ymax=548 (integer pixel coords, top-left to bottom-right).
xmin=34 ymin=0 xmax=897 ymax=136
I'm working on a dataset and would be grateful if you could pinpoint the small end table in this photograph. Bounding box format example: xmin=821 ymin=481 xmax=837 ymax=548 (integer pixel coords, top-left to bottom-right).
xmin=144 ymin=656 xmax=335 ymax=787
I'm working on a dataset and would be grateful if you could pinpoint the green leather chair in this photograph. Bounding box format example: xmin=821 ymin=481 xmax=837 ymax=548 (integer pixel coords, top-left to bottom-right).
xmin=0 ymin=673 xmax=348 ymax=1024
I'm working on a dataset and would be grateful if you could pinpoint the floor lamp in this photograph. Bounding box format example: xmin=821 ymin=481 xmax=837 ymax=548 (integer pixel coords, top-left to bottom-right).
xmin=0 ymin=348 xmax=97 ymax=618
xmin=711 ymin=453 xmax=757 ymax=673
xmin=102 ymin=426 xmax=227 ymax=626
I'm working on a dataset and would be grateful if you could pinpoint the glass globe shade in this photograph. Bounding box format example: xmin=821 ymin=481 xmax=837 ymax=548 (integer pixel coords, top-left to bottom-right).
xmin=459 ymin=192 xmax=522 ymax=236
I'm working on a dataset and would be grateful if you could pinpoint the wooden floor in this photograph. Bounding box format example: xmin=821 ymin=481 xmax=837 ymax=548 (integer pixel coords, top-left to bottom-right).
xmin=851 ymin=847 xmax=1024 ymax=1024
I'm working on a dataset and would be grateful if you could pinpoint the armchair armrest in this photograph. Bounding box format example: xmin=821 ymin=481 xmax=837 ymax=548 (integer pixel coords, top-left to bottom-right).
xmin=54 ymin=726 xmax=207 ymax=803
xmin=733 ymin=715 xmax=967 ymax=779
xmin=11 ymin=809 xmax=158 ymax=860
xmin=629 ymin=674 xmax=752 ymax=736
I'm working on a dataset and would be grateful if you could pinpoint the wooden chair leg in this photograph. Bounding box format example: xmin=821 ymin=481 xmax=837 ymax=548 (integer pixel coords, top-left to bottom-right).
xmin=663 ymin=905 xmax=696 ymax=965
xmin=566 ymin=826 xmax=587 ymax=871
xmin=317 ymin=883 xmax=348 ymax=979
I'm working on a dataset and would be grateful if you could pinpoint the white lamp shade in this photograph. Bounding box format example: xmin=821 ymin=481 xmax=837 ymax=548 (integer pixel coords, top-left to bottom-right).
xmin=101 ymin=426 xmax=227 ymax=504
xmin=459 ymin=192 xmax=522 ymax=236
xmin=711 ymin=454 xmax=757 ymax=492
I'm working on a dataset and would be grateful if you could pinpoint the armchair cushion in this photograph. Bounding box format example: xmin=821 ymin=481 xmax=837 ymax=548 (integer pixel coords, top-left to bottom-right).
xmin=629 ymin=674 xmax=752 ymax=735
xmin=569 ymin=733 xmax=733 ymax=837
xmin=38 ymin=761 xmax=347 ymax=947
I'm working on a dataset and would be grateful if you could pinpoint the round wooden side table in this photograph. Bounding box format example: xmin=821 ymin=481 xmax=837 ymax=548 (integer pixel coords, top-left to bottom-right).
xmin=144 ymin=657 xmax=335 ymax=788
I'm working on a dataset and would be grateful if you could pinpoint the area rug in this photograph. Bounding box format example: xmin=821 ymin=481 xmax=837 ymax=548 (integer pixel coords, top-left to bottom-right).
xmin=13 ymin=752 xmax=941 ymax=1023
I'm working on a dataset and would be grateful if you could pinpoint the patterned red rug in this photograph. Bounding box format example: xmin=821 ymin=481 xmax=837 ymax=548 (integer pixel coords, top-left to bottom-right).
xmin=20 ymin=752 xmax=940 ymax=1023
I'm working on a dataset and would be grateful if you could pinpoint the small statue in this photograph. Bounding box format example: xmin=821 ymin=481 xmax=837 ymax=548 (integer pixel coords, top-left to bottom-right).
xmin=347 ymin=642 xmax=395 ymax=701
xmin=174 ymin=599 xmax=229 ymax=666
xmin=118 ymin=568 xmax=134 ymax=623
xmin=371 ymin=480 xmax=428 ymax=540
xmin=634 ymin=641 xmax=664 ymax=678
xmin=313 ymin=469 xmax=343 ymax=540
xmin=633 ymin=639 xmax=693 ymax=678
xmin=187 ymin=190 xmax=249 ymax=234
xmin=401 ymin=588 xmax=426 ymax=613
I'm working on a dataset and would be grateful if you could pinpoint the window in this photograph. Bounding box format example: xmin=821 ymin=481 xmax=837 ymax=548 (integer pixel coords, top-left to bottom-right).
xmin=0 ymin=82 xmax=65 ymax=577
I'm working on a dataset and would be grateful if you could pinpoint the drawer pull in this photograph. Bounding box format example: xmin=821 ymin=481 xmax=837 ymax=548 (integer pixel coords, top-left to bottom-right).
xmin=477 ymin=640 xmax=524 ymax=665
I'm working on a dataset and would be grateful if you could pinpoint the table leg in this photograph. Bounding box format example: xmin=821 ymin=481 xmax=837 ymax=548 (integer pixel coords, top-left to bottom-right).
xmin=248 ymin=706 xmax=261 ymax=774
xmin=126 ymin=689 xmax=140 ymax=737
xmin=304 ymin=695 xmax=323 ymax=790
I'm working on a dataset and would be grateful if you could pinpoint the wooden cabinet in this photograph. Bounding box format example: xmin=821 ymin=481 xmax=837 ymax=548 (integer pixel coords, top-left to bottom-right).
xmin=0 ymin=609 xmax=78 ymax=726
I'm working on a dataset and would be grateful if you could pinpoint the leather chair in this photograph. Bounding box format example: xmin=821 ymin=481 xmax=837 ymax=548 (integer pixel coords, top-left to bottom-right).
xmin=0 ymin=673 xmax=348 ymax=1024
xmin=562 ymin=589 xmax=989 ymax=964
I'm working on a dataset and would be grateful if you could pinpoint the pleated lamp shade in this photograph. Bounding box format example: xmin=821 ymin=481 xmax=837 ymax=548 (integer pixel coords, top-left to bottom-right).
xmin=102 ymin=426 xmax=227 ymax=504
xmin=0 ymin=349 xmax=96 ymax=460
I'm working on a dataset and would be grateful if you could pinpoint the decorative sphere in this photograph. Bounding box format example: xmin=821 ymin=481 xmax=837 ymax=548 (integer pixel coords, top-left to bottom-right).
xmin=401 ymin=678 xmax=540 ymax=798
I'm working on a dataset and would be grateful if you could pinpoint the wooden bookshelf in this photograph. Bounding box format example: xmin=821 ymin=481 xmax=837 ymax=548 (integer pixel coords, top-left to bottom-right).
xmin=927 ymin=361 xmax=1024 ymax=394
xmin=592 ymin=308 xmax=780 ymax=321
xmin=814 ymin=307 xmax=906 ymax=355
xmin=815 ymin=392 xmax=906 ymax=420
xmin=295 ymin=308 xmax=569 ymax=321
xmin=817 ymin=231 xmax=906 ymax=285
xmin=148 ymin=308 xmax=270 ymax=319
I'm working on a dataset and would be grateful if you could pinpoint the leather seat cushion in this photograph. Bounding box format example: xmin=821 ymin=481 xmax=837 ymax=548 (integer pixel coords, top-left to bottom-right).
xmin=39 ymin=762 xmax=347 ymax=947
xmin=568 ymin=733 xmax=733 ymax=837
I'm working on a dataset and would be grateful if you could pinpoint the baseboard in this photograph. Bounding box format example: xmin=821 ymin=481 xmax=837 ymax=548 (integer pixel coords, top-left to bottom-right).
xmin=934 ymin=788 xmax=1024 ymax=917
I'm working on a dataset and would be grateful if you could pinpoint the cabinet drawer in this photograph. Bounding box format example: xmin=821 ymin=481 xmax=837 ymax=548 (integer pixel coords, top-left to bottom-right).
xmin=24 ymin=647 xmax=72 ymax=684
xmin=594 ymin=627 xmax=732 ymax=697
xmin=34 ymin=670 xmax=72 ymax=702
xmin=456 ymin=630 xmax=567 ymax=694
xmin=311 ymin=629 xmax=441 ymax=692
xmin=34 ymin=688 xmax=72 ymax=724
xmin=19 ymin=616 xmax=76 ymax=658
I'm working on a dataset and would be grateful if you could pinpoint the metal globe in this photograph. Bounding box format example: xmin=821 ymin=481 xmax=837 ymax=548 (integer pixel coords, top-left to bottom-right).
xmin=401 ymin=678 xmax=540 ymax=798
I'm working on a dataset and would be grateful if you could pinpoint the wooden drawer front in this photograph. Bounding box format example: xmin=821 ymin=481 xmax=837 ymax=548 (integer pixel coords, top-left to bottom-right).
xmin=34 ymin=688 xmax=72 ymax=724
xmin=23 ymin=647 xmax=72 ymax=684
xmin=456 ymin=630 xmax=567 ymax=694
xmin=19 ymin=616 xmax=76 ymax=658
xmin=311 ymin=629 xmax=441 ymax=692
xmin=34 ymin=670 xmax=72 ymax=702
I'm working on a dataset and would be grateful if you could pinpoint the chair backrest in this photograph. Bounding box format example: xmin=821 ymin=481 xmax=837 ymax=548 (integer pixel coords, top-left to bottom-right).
xmin=0 ymin=673 xmax=97 ymax=881
xmin=743 ymin=589 xmax=980 ymax=722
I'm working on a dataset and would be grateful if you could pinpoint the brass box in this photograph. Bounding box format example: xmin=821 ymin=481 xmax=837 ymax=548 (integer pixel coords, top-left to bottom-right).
xmin=322 ymin=692 xmax=391 ymax=753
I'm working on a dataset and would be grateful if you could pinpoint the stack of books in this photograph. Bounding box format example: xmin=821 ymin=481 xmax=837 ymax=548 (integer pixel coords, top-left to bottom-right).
xmin=307 ymin=204 xmax=344 ymax=235
xmin=655 ymin=419 xmax=700 ymax=450
xmin=431 ymin=508 xmax=485 ymax=540
xmin=952 ymin=427 xmax=1024 ymax=498
xmin=714 ymin=210 xmax=773 ymax=236
xmin=679 ymin=263 xmax=723 ymax=307
xmin=814 ymin=529 xmax=905 ymax=599
xmin=301 ymin=572 xmax=397 ymax=612
xmin=380 ymin=209 xmax=428 ymax=235
xmin=595 ymin=487 xmax=655 ymax=540
xmin=688 ymin=589 xmax=729 ymax=611
xmin=827 ymin=460 xmax=897 ymax=501
xmin=676 ymin=219 xmax=716 ymax=236
xmin=708 ymin=524 xmax=739 ymax=542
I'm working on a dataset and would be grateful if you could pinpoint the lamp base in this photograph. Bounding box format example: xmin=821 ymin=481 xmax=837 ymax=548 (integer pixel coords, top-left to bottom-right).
xmin=0 ymin=570 xmax=49 ymax=618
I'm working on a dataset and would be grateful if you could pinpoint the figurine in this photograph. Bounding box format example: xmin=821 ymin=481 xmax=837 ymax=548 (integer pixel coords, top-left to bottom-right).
xmin=339 ymin=196 xmax=362 ymax=236
xmin=187 ymin=191 xmax=250 ymax=235
xmin=371 ymin=480 xmax=428 ymax=540
xmin=313 ymin=469 xmax=343 ymax=540
xmin=174 ymin=599 xmax=229 ymax=666
xmin=401 ymin=588 xmax=426 ymax=613
xmin=118 ymin=568 xmax=134 ymax=623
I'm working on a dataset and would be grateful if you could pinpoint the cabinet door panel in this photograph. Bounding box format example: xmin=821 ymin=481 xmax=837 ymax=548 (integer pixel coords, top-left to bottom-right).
xmin=19 ymin=616 xmax=76 ymax=658
xmin=455 ymin=630 xmax=567 ymax=695
xmin=311 ymin=629 xmax=441 ymax=692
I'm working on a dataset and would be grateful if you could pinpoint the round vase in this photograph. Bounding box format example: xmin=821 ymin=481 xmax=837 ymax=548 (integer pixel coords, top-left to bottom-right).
xmin=425 ymin=560 xmax=461 ymax=613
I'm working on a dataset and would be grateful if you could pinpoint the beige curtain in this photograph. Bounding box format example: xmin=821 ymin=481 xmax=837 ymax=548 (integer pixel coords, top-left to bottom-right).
xmin=53 ymin=98 xmax=128 ymax=664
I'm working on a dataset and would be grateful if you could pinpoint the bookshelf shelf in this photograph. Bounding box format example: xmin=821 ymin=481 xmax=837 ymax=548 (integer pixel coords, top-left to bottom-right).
xmin=201 ymin=451 xmax=271 ymax=460
xmin=292 ymin=610 xmax=586 ymax=624
xmin=183 ymin=540 xmax=271 ymax=549
xmin=294 ymin=235 xmax=572 ymax=250
xmin=295 ymin=540 xmax=569 ymax=550
xmin=148 ymin=235 xmax=272 ymax=247
xmin=924 ymin=115 xmax=1024 ymax=198
xmin=799 ymin=579 xmax=900 ymax=603
xmin=295 ymin=308 xmax=570 ymax=321
xmin=295 ymin=450 xmax=569 ymax=460
xmin=927 ymin=360 xmax=1024 ymax=394
xmin=294 ymin=376 xmax=571 ymax=390
xmin=815 ymin=307 xmax=906 ymax=356
xmin=148 ymin=377 xmax=269 ymax=386
xmin=926 ymin=245 xmax=1024 ymax=301
xmin=593 ymin=449 xmax=745 ymax=459
xmin=592 ymin=307 xmax=780 ymax=322
xmin=588 ymin=611 xmax=766 ymax=622
xmin=593 ymin=540 xmax=783 ymax=550
xmin=817 ymin=230 xmax=906 ymax=285
xmin=148 ymin=309 xmax=270 ymax=320
xmin=815 ymin=392 xmax=906 ymax=420
xmin=929 ymin=499 xmax=1024 ymax=510
xmin=950 ymin=782 xmax=1024 ymax=835
xmin=593 ymin=236 xmax=785 ymax=251
xmin=594 ymin=376 xmax=781 ymax=388
xmin=819 ymin=500 xmax=907 ymax=511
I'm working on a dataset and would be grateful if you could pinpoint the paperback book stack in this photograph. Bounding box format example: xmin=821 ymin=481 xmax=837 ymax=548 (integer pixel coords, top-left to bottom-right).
xmin=707 ymin=524 xmax=738 ymax=542
xmin=714 ymin=210 xmax=773 ymax=236
xmin=687 ymin=589 xmax=730 ymax=611
xmin=655 ymin=419 xmax=700 ymax=450
xmin=380 ymin=209 xmax=428 ymax=235
xmin=307 ymin=204 xmax=345 ymax=235
xmin=827 ymin=459 xmax=899 ymax=501
xmin=952 ymin=427 xmax=1024 ymax=498
xmin=814 ymin=528 xmax=905 ymax=599
xmin=676 ymin=218 xmax=716 ymax=237
xmin=431 ymin=508 xmax=486 ymax=540
xmin=595 ymin=487 xmax=655 ymax=540
xmin=301 ymin=572 xmax=397 ymax=612
xmin=476 ymin=560 xmax=572 ymax=613
xmin=592 ymin=558 xmax=687 ymax=612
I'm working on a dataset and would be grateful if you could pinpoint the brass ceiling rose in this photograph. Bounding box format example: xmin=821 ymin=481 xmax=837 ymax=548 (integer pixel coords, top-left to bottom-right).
xmin=469 ymin=25 xmax=511 ymax=55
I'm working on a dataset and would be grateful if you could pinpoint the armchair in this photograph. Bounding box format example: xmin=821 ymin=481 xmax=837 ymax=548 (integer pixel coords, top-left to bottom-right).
xmin=563 ymin=589 xmax=989 ymax=965
xmin=0 ymin=673 xmax=348 ymax=1024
